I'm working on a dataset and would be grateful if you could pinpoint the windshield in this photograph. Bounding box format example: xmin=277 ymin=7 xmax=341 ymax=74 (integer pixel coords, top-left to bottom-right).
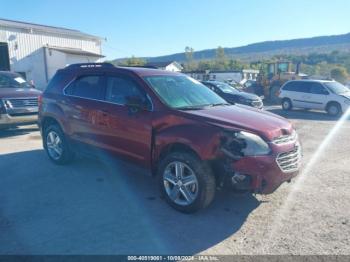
xmin=324 ymin=82 xmax=350 ymax=94
xmin=144 ymin=75 xmax=227 ymax=109
xmin=215 ymin=82 xmax=240 ymax=94
xmin=0 ymin=74 xmax=33 ymax=89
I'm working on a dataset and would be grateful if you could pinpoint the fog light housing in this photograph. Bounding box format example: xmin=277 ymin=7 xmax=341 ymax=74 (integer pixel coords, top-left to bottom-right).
xmin=231 ymin=172 xmax=251 ymax=190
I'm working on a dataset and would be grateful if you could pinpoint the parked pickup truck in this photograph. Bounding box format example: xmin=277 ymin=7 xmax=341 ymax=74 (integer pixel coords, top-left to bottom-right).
xmin=0 ymin=71 xmax=42 ymax=129
xmin=39 ymin=63 xmax=302 ymax=213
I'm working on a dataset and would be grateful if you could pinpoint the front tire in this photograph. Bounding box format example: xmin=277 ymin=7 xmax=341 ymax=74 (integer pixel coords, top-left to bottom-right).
xmin=157 ymin=152 xmax=215 ymax=213
xmin=44 ymin=124 xmax=74 ymax=165
xmin=326 ymin=102 xmax=341 ymax=117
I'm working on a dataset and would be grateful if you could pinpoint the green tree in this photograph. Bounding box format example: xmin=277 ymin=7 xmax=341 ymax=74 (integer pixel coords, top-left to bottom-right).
xmin=197 ymin=60 xmax=214 ymax=71
xmin=184 ymin=46 xmax=196 ymax=71
xmin=119 ymin=56 xmax=146 ymax=66
xmin=330 ymin=67 xmax=349 ymax=83
xmin=228 ymin=59 xmax=243 ymax=70
xmin=215 ymin=46 xmax=228 ymax=70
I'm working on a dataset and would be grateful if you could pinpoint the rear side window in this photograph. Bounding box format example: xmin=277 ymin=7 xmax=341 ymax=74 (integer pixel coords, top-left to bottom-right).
xmin=283 ymin=82 xmax=311 ymax=93
xmin=105 ymin=76 xmax=146 ymax=105
xmin=298 ymin=82 xmax=311 ymax=93
xmin=282 ymin=82 xmax=298 ymax=91
xmin=65 ymin=75 xmax=104 ymax=100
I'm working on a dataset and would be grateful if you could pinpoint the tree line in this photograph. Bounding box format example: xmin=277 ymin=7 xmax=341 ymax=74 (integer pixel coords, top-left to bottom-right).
xmin=113 ymin=47 xmax=350 ymax=84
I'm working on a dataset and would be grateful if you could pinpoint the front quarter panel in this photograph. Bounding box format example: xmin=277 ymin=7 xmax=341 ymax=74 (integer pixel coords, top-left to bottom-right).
xmin=154 ymin=119 xmax=222 ymax=163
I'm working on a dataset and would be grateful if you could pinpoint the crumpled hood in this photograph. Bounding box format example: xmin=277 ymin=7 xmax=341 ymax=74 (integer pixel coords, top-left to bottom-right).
xmin=179 ymin=105 xmax=293 ymax=141
xmin=0 ymin=88 xmax=42 ymax=99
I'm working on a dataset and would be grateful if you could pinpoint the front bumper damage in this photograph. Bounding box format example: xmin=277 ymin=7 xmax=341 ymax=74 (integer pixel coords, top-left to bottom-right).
xmin=216 ymin=132 xmax=301 ymax=194
xmin=230 ymin=154 xmax=299 ymax=194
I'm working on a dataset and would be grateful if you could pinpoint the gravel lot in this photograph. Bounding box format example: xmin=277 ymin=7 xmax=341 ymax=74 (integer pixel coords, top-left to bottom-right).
xmin=0 ymin=107 xmax=349 ymax=255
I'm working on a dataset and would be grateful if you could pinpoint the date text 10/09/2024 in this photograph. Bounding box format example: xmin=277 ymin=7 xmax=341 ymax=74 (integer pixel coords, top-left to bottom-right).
xmin=127 ymin=256 xmax=219 ymax=261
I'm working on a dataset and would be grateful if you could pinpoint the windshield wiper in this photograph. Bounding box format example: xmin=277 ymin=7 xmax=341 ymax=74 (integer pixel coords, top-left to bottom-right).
xmin=176 ymin=105 xmax=206 ymax=110
xmin=209 ymin=102 xmax=232 ymax=107
xmin=176 ymin=103 xmax=231 ymax=110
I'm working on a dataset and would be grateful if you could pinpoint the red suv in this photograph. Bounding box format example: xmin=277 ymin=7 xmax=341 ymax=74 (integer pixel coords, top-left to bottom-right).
xmin=39 ymin=63 xmax=301 ymax=213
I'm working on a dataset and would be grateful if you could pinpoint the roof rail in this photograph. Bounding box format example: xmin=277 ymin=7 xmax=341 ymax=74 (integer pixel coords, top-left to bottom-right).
xmin=66 ymin=63 xmax=115 ymax=69
xmin=120 ymin=65 xmax=158 ymax=69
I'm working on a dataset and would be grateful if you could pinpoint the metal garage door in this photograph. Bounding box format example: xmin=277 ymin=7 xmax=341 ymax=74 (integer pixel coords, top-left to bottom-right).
xmin=0 ymin=42 xmax=10 ymax=71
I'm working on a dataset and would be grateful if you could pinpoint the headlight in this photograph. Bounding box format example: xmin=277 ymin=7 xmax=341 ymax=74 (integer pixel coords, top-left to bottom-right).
xmin=344 ymin=99 xmax=350 ymax=105
xmin=237 ymin=131 xmax=271 ymax=155
xmin=221 ymin=131 xmax=271 ymax=158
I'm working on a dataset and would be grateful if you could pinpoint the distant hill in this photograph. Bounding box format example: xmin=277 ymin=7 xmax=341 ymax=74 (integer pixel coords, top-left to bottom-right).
xmin=114 ymin=33 xmax=350 ymax=63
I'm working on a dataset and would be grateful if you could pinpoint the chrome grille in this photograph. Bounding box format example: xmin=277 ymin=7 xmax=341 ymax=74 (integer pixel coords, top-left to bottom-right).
xmin=273 ymin=131 xmax=297 ymax=145
xmin=5 ymin=98 xmax=38 ymax=108
xmin=276 ymin=146 xmax=301 ymax=173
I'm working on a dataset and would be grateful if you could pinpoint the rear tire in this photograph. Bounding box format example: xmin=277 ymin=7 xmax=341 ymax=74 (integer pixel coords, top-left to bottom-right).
xmin=282 ymin=98 xmax=292 ymax=111
xmin=43 ymin=124 xmax=74 ymax=165
xmin=326 ymin=102 xmax=341 ymax=117
xmin=157 ymin=152 xmax=215 ymax=213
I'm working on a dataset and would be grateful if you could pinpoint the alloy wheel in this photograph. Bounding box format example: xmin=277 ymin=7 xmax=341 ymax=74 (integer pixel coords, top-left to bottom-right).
xmin=163 ymin=161 xmax=199 ymax=206
xmin=329 ymin=105 xmax=339 ymax=116
xmin=46 ymin=131 xmax=63 ymax=160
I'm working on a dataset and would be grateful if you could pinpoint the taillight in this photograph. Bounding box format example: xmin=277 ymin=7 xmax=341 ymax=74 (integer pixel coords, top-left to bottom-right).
xmin=38 ymin=94 xmax=43 ymax=110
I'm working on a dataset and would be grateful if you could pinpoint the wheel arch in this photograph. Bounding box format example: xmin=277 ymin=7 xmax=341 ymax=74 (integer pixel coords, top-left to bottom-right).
xmin=326 ymin=100 xmax=341 ymax=110
xmin=281 ymin=97 xmax=291 ymax=102
xmin=41 ymin=116 xmax=63 ymax=133
xmin=153 ymin=142 xmax=202 ymax=176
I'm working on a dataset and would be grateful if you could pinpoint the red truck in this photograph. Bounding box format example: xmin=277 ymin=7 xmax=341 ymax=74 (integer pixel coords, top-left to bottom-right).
xmin=0 ymin=71 xmax=41 ymax=129
xmin=38 ymin=63 xmax=301 ymax=213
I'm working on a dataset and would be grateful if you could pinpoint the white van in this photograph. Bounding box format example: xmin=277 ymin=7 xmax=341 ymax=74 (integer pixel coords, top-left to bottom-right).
xmin=279 ymin=80 xmax=350 ymax=116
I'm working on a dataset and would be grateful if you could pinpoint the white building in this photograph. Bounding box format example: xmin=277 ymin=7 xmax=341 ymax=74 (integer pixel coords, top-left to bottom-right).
xmin=0 ymin=18 xmax=104 ymax=90
xmin=186 ymin=69 xmax=260 ymax=83
xmin=186 ymin=70 xmax=241 ymax=82
xmin=144 ymin=61 xmax=183 ymax=72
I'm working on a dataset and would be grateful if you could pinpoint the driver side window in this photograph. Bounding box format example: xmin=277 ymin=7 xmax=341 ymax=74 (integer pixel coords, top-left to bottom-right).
xmin=105 ymin=76 xmax=147 ymax=106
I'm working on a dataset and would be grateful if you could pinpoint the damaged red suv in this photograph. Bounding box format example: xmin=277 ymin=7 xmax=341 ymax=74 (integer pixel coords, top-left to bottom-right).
xmin=39 ymin=63 xmax=301 ymax=213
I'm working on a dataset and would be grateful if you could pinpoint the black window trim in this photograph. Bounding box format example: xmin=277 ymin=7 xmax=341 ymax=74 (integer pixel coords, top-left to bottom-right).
xmin=283 ymin=81 xmax=311 ymax=93
xmin=62 ymin=74 xmax=154 ymax=111
xmin=321 ymin=83 xmax=332 ymax=95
